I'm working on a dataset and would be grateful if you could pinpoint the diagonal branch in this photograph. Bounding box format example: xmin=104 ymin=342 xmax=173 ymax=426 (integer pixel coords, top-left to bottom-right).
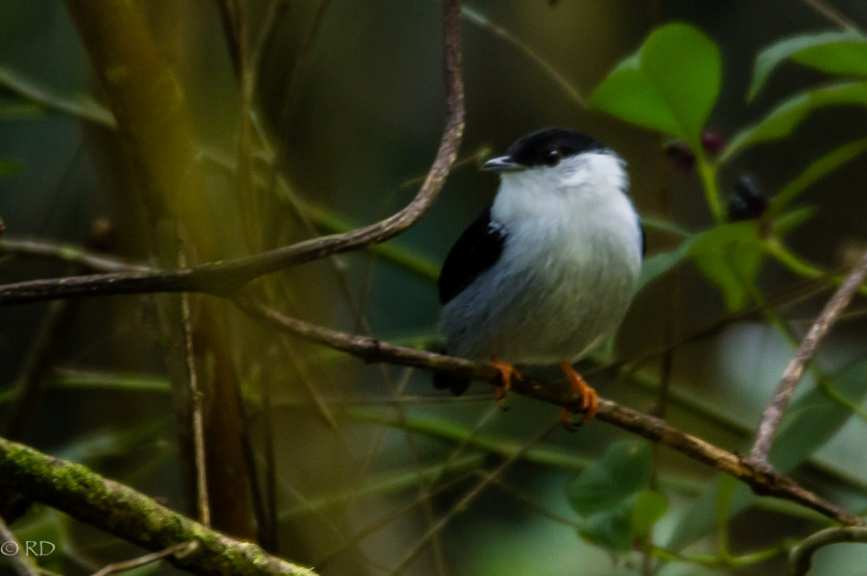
xmin=1 ymin=236 xmax=863 ymax=527
xmin=0 ymin=0 xmax=464 ymax=307
xmin=749 ymin=251 xmax=867 ymax=467
xmin=238 ymin=299 xmax=863 ymax=526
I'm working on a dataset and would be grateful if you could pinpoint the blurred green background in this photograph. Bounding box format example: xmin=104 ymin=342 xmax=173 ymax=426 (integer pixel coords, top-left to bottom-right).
xmin=2 ymin=1 xmax=867 ymax=575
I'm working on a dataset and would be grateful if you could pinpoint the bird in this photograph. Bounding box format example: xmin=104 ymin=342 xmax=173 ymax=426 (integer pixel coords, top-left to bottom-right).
xmin=436 ymin=128 xmax=643 ymax=425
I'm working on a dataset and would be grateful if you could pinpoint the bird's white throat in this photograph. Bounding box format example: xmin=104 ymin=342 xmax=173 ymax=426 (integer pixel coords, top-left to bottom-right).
xmin=490 ymin=151 xmax=639 ymax=254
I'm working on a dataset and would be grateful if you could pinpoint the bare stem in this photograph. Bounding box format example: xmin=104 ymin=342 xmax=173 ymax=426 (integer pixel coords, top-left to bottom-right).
xmin=181 ymin=291 xmax=210 ymax=527
xmin=0 ymin=513 xmax=39 ymax=576
xmin=790 ymin=526 xmax=867 ymax=575
xmin=749 ymin=251 xmax=867 ymax=465
xmin=0 ymin=0 xmax=464 ymax=306
xmin=90 ymin=541 xmax=198 ymax=576
xmin=802 ymin=0 xmax=859 ymax=30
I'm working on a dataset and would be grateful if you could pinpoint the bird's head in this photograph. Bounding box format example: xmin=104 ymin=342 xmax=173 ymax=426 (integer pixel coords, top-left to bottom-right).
xmin=482 ymin=128 xmax=627 ymax=199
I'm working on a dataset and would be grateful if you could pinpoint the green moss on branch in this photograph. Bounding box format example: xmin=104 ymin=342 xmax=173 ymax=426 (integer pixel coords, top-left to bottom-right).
xmin=0 ymin=437 xmax=316 ymax=575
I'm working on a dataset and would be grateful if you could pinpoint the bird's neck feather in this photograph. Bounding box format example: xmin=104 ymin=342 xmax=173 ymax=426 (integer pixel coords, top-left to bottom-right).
xmin=491 ymin=152 xmax=636 ymax=235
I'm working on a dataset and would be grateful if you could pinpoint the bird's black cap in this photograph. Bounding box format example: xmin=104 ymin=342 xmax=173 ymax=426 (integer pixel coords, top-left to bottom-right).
xmin=484 ymin=128 xmax=605 ymax=172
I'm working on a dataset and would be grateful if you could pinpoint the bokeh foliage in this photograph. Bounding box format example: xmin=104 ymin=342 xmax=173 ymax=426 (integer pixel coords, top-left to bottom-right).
xmin=2 ymin=2 xmax=867 ymax=576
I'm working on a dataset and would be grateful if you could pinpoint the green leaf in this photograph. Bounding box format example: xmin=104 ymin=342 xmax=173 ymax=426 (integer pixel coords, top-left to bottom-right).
xmin=637 ymin=241 xmax=691 ymax=292
xmin=749 ymin=30 xmax=867 ymax=100
xmin=642 ymin=212 xmax=815 ymax=306
xmin=772 ymin=206 xmax=817 ymax=235
xmin=641 ymin=215 xmax=692 ymax=238
xmin=667 ymin=359 xmax=867 ymax=550
xmin=769 ymin=138 xmax=867 ymax=216
xmin=577 ymin=489 xmax=668 ymax=552
xmin=724 ymin=81 xmax=867 ymax=161
xmin=636 ymin=216 xmax=695 ymax=291
xmin=688 ymin=222 xmax=763 ymax=311
xmin=631 ymin=489 xmax=669 ymax=539
xmin=590 ymin=23 xmax=721 ymax=144
xmin=566 ymin=441 xmax=653 ymax=516
xmin=578 ymin=498 xmax=634 ymax=551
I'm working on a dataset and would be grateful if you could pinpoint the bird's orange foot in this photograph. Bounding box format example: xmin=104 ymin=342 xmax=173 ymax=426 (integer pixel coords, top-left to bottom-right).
xmin=559 ymin=361 xmax=599 ymax=429
xmin=490 ymin=358 xmax=522 ymax=409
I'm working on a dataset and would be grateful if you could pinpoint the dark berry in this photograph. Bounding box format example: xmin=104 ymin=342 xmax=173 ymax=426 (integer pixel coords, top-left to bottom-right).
xmin=728 ymin=175 xmax=768 ymax=221
xmin=664 ymin=140 xmax=695 ymax=172
xmin=701 ymin=130 xmax=726 ymax=156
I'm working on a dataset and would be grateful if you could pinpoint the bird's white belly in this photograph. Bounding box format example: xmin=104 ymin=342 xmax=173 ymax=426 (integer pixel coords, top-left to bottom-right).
xmin=440 ymin=210 xmax=641 ymax=364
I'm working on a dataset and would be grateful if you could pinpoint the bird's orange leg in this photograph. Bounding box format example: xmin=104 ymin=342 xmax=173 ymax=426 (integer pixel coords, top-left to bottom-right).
xmin=559 ymin=361 xmax=599 ymax=428
xmin=490 ymin=357 xmax=522 ymax=409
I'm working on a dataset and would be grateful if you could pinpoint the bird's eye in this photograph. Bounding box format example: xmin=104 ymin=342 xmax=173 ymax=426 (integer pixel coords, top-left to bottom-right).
xmin=544 ymin=148 xmax=561 ymax=166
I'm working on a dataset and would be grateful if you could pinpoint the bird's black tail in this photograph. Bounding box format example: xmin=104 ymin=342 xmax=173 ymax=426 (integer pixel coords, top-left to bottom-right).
xmin=430 ymin=344 xmax=471 ymax=396
xmin=433 ymin=371 xmax=471 ymax=396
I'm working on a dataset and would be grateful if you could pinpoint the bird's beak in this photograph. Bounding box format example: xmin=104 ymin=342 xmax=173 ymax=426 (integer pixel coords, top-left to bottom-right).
xmin=482 ymin=155 xmax=524 ymax=173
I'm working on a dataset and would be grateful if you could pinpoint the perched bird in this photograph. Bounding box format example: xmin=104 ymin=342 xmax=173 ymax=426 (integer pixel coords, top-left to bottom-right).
xmin=436 ymin=128 xmax=643 ymax=424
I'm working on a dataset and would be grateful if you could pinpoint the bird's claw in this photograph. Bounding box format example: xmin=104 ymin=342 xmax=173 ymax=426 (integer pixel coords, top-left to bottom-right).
xmin=559 ymin=361 xmax=599 ymax=430
xmin=490 ymin=359 xmax=522 ymax=410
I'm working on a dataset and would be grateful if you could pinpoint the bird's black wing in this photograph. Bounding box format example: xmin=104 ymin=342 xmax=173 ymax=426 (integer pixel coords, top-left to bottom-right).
xmin=438 ymin=207 xmax=507 ymax=305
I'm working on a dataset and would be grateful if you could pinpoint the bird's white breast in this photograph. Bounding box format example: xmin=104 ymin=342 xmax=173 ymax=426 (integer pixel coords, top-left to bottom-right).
xmin=440 ymin=152 xmax=642 ymax=364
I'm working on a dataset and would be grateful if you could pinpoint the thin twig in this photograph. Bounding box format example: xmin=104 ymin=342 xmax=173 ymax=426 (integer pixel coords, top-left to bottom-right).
xmin=389 ymin=422 xmax=558 ymax=575
xmin=90 ymin=541 xmax=198 ymax=576
xmin=314 ymin=473 xmax=472 ymax=570
xmin=214 ymin=0 xmax=242 ymax=75
xmin=180 ymin=290 xmax=210 ymax=527
xmin=790 ymin=526 xmax=867 ymax=575
xmin=280 ymin=0 xmax=333 ymax=125
xmin=0 ymin=238 xmax=152 ymax=273
xmin=4 ymin=299 xmax=69 ymax=438
xmin=749 ymin=251 xmax=867 ymax=467
xmin=0 ymin=0 xmax=463 ymax=306
xmin=802 ymin=0 xmax=859 ymax=30
xmin=460 ymin=6 xmax=584 ymax=107
xmin=251 ymin=0 xmax=290 ymax=71
xmin=0 ymin=67 xmax=115 ymax=128
xmin=0 ymin=513 xmax=39 ymax=576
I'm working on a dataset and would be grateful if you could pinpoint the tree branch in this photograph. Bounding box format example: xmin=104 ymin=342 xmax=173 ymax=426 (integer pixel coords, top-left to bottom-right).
xmin=2 ymin=236 xmax=864 ymax=527
xmin=2 ymin=0 xmax=864 ymax=548
xmin=236 ymin=298 xmax=864 ymax=527
xmin=790 ymin=526 xmax=867 ymax=575
xmin=749 ymin=251 xmax=867 ymax=466
xmin=0 ymin=0 xmax=464 ymax=307
xmin=0 ymin=436 xmax=315 ymax=576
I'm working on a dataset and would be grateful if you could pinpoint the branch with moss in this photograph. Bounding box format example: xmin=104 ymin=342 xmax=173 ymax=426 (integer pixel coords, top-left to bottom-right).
xmin=0 ymin=436 xmax=315 ymax=576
